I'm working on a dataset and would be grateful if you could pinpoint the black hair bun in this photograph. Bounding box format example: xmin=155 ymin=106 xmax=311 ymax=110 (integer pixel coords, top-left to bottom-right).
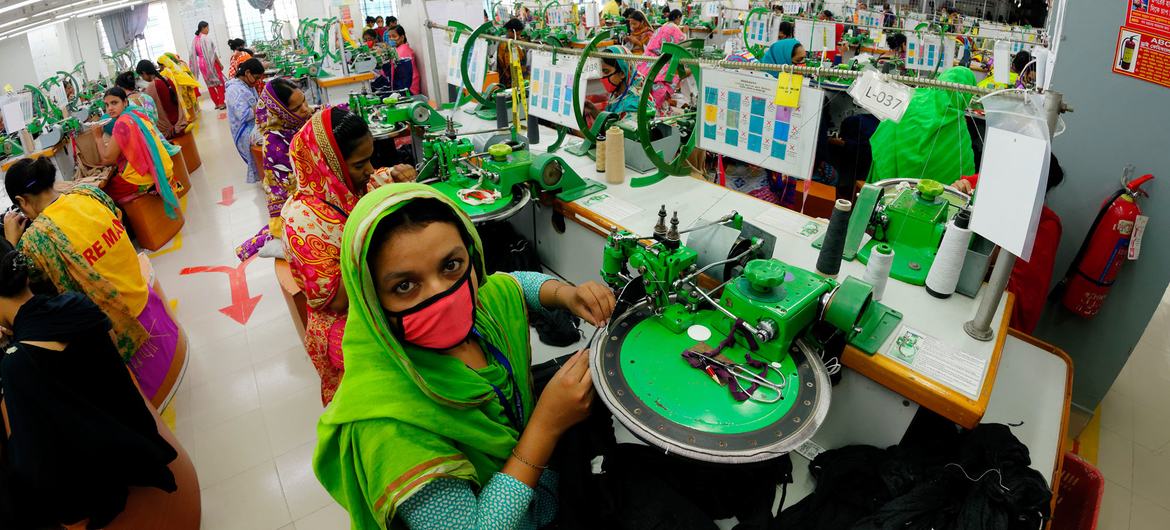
xmin=0 ymin=251 xmax=30 ymax=298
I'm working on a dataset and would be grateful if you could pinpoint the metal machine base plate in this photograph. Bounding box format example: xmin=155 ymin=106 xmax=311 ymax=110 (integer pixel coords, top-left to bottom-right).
xmin=590 ymin=302 xmax=832 ymax=463
xmin=429 ymin=183 xmax=531 ymax=224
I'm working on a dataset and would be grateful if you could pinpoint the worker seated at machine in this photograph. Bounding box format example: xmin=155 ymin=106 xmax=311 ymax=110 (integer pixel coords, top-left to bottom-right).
xmin=583 ymin=46 xmax=642 ymax=126
xmin=879 ymin=32 xmax=909 ymax=73
xmin=497 ymin=18 xmax=529 ymax=89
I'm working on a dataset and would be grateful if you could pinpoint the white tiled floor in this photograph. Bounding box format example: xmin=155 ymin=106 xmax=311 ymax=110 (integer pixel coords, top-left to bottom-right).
xmin=1097 ymin=289 xmax=1170 ymax=530
xmin=152 ymin=98 xmax=347 ymax=530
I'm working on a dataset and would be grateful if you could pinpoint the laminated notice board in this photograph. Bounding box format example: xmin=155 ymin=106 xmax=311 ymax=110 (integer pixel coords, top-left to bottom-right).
xmin=698 ymin=68 xmax=823 ymax=179
xmin=447 ymin=31 xmax=489 ymax=93
xmin=528 ymin=51 xmax=602 ymax=131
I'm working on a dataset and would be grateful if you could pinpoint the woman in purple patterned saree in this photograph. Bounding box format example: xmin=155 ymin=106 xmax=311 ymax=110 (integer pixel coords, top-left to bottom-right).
xmin=236 ymin=78 xmax=314 ymax=260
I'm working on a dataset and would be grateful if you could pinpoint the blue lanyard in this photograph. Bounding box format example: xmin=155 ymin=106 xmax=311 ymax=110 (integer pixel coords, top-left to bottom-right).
xmin=472 ymin=328 xmax=525 ymax=431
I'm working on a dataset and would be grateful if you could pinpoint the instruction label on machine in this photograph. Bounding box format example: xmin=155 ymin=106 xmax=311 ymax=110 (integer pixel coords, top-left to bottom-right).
xmin=886 ymin=326 xmax=988 ymax=399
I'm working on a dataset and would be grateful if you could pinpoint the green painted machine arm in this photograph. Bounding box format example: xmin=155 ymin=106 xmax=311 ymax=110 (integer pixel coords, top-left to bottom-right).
xmin=321 ymin=17 xmax=342 ymax=62
xmin=571 ymin=30 xmax=612 ymax=145
xmin=460 ymin=22 xmax=499 ymax=107
xmin=743 ymin=8 xmax=771 ymax=59
xmin=25 ymin=84 xmax=62 ymax=122
xmin=631 ymin=42 xmax=702 ymax=188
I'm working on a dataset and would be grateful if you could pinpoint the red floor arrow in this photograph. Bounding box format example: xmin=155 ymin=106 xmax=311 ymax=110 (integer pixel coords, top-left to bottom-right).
xmin=218 ymin=186 xmax=236 ymax=206
xmin=180 ymin=256 xmax=261 ymax=325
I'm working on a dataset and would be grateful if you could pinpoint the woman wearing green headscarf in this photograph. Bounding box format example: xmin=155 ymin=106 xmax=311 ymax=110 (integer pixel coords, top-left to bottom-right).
xmin=867 ymin=67 xmax=978 ymax=185
xmin=314 ymin=183 xmax=616 ymax=529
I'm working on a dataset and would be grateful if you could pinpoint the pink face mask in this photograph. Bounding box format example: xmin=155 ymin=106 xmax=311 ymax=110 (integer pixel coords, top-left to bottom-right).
xmin=388 ymin=268 xmax=476 ymax=350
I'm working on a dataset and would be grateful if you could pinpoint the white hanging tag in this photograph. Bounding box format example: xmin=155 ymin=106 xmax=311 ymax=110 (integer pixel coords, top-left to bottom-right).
xmin=847 ymin=71 xmax=913 ymax=122
xmin=1129 ymin=214 xmax=1148 ymax=260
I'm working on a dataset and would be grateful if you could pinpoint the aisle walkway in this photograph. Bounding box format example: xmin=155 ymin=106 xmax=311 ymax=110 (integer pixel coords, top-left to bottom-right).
xmin=157 ymin=100 xmax=347 ymax=530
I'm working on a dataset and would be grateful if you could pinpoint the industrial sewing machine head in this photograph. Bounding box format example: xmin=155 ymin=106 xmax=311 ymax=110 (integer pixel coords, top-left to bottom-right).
xmin=415 ymin=121 xmax=606 ymax=223
xmin=813 ymin=178 xmax=971 ymax=285
xmin=592 ymin=206 xmax=902 ymax=462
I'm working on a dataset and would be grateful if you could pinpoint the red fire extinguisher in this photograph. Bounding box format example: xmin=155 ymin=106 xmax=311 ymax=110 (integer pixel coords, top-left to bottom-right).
xmin=1060 ymin=172 xmax=1155 ymax=318
xmin=1120 ymin=35 xmax=1138 ymax=70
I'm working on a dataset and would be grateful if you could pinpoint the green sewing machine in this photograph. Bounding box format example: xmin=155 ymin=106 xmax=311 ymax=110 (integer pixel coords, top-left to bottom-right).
xmin=348 ymin=91 xmax=448 ymax=137
xmin=812 ymin=178 xmax=971 ymax=285
xmin=416 ymin=122 xmax=606 ymax=223
xmin=592 ymin=206 xmax=902 ymax=462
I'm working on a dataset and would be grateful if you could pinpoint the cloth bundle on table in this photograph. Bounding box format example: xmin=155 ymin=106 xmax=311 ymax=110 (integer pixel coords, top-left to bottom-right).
xmin=782 ymin=418 xmax=1052 ymax=529
xmin=225 ymin=77 xmax=261 ymax=183
xmin=236 ymin=80 xmax=310 ymax=261
xmin=0 ymin=293 xmax=177 ymax=529
xmin=867 ymin=67 xmax=978 ymax=185
xmin=16 ymin=185 xmax=182 ymax=406
xmin=158 ymin=54 xmax=201 ymax=132
xmin=188 ymin=34 xmax=226 ymax=108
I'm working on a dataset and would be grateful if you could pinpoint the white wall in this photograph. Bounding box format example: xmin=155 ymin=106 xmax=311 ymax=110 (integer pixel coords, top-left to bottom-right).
xmin=67 ymin=18 xmax=109 ymax=82
xmin=0 ymin=37 xmax=40 ymax=91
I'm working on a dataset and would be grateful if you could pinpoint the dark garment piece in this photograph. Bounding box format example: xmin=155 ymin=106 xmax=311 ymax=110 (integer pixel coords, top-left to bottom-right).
xmin=0 ymin=293 xmax=177 ymax=529
xmin=828 ymin=114 xmax=880 ymax=202
xmin=532 ymin=355 xmax=793 ymax=530
xmin=778 ymin=416 xmax=1050 ymax=530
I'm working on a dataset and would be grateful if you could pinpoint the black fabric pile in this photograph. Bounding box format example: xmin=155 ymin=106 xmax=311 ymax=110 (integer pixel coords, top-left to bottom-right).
xmin=779 ymin=416 xmax=1051 ymax=530
xmin=0 ymin=294 xmax=178 ymax=529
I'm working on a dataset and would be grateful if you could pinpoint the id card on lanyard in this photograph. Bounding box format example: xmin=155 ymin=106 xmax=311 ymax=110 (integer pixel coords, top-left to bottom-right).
xmin=472 ymin=328 xmax=525 ymax=432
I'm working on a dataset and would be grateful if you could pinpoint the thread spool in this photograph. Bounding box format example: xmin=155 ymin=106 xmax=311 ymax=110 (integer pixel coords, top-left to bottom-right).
xmin=494 ymin=93 xmax=510 ymax=128
xmin=925 ymin=209 xmax=973 ymax=299
xmin=595 ymin=131 xmax=607 ymax=172
xmin=816 ymin=199 xmax=853 ymax=276
xmin=605 ymin=125 xmax=625 ymax=185
xmin=527 ymin=111 xmax=540 ymax=145
xmin=863 ymin=243 xmax=895 ymax=301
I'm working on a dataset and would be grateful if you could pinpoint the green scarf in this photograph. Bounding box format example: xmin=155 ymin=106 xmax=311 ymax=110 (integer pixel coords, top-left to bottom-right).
xmin=867 ymin=67 xmax=978 ymax=185
xmin=313 ymin=183 xmax=535 ymax=530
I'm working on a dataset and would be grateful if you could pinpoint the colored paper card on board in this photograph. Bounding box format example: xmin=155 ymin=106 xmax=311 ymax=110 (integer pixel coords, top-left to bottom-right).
xmin=774 ymin=73 xmax=803 ymax=107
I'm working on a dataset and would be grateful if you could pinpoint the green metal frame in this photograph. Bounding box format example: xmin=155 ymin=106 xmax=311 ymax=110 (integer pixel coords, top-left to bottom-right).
xmin=460 ymin=22 xmax=500 ymax=108
xmin=742 ymin=8 xmax=772 ymax=59
xmin=565 ymin=30 xmax=612 ymax=157
xmin=631 ymin=41 xmax=702 ymax=188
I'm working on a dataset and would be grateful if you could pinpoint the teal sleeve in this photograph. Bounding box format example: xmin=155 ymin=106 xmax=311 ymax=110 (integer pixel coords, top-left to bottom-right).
xmin=508 ymin=271 xmax=557 ymax=316
xmin=397 ymin=471 xmax=558 ymax=529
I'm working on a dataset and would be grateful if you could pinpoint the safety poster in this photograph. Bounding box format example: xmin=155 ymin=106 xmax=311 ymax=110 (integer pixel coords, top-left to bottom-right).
xmin=698 ymin=68 xmax=823 ymax=179
xmin=1115 ymin=0 xmax=1170 ymax=89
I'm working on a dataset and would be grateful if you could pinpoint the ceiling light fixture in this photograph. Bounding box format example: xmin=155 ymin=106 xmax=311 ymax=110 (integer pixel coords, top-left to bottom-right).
xmin=44 ymin=0 xmax=103 ymax=16
xmin=70 ymin=0 xmax=134 ymax=19
xmin=0 ymin=0 xmax=41 ymax=18
xmin=0 ymin=17 xmax=30 ymax=30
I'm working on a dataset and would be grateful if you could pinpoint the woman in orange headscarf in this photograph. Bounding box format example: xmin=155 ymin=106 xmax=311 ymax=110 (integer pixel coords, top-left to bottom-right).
xmin=280 ymin=106 xmax=415 ymax=404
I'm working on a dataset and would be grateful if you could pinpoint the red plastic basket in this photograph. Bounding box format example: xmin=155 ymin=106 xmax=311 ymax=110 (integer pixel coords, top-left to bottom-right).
xmin=1050 ymin=452 xmax=1103 ymax=530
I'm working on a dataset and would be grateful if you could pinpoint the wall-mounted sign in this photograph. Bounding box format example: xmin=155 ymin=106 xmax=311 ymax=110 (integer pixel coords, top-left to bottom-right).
xmin=1112 ymin=26 xmax=1170 ymax=89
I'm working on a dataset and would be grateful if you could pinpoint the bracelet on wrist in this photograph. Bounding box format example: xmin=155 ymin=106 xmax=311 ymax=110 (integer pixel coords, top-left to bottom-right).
xmin=511 ymin=448 xmax=548 ymax=471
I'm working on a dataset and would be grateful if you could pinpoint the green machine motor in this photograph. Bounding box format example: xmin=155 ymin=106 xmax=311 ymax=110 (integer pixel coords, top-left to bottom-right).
xmin=592 ymin=206 xmax=902 ymax=462
xmin=417 ymin=122 xmax=606 ymax=223
xmin=813 ymin=178 xmax=971 ymax=285
xmin=348 ymin=91 xmax=449 ymax=136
